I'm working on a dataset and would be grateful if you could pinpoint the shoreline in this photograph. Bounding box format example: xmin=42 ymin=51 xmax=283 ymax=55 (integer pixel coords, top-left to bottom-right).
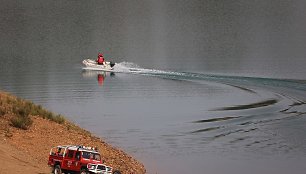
xmin=0 ymin=91 xmax=146 ymax=174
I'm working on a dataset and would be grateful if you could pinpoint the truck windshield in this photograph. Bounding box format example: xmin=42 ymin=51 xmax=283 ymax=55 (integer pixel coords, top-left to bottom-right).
xmin=82 ymin=152 xmax=101 ymax=161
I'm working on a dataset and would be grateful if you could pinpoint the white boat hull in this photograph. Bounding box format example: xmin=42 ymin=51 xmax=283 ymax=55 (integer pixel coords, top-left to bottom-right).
xmin=82 ymin=59 xmax=116 ymax=72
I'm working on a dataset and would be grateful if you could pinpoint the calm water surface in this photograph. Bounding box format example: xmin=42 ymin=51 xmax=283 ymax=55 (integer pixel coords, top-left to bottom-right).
xmin=1 ymin=1 xmax=306 ymax=174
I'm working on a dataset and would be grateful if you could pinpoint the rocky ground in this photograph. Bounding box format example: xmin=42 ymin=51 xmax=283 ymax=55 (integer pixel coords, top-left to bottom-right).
xmin=0 ymin=92 xmax=146 ymax=174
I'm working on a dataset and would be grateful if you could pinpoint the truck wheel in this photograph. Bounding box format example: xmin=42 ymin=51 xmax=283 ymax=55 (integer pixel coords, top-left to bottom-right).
xmin=113 ymin=170 xmax=121 ymax=174
xmin=80 ymin=169 xmax=89 ymax=174
xmin=54 ymin=165 xmax=62 ymax=174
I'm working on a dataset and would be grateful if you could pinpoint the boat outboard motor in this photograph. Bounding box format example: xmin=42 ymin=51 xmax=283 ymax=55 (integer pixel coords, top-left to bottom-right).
xmin=110 ymin=62 xmax=115 ymax=67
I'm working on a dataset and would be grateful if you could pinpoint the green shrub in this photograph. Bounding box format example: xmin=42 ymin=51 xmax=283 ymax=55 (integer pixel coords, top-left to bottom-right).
xmin=47 ymin=112 xmax=54 ymax=120
xmin=2 ymin=93 xmax=66 ymax=128
xmin=10 ymin=115 xmax=33 ymax=130
xmin=53 ymin=114 xmax=65 ymax=124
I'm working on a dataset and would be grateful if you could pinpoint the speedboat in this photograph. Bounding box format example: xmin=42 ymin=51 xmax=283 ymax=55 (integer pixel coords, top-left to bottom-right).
xmin=82 ymin=59 xmax=116 ymax=72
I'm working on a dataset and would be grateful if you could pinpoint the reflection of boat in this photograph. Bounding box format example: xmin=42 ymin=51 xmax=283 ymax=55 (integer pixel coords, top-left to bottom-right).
xmin=97 ymin=74 xmax=105 ymax=86
xmin=82 ymin=70 xmax=114 ymax=78
xmin=82 ymin=59 xmax=116 ymax=72
xmin=82 ymin=70 xmax=114 ymax=86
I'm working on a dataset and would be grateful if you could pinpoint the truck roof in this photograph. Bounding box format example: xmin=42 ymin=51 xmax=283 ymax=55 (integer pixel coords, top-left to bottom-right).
xmin=55 ymin=145 xmax=99 ymax=153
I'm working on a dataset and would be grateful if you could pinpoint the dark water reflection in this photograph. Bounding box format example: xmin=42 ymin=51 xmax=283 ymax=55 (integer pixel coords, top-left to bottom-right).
xmin=1 ymin=1 xmax=306 ymax=174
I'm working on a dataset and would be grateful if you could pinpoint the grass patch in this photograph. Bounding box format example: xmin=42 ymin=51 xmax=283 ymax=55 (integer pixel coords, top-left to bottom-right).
xmin=10 ymin=115 xmax=33 ymax=130
xmin=53 ymin=114 xmax=65 ymax=124
xmin=0 ymin=92 xmax=66 ymax=130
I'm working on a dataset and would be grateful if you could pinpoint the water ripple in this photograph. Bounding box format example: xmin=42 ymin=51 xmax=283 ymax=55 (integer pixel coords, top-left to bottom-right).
xmin=212 ymin=99 xmax=279 ymax=111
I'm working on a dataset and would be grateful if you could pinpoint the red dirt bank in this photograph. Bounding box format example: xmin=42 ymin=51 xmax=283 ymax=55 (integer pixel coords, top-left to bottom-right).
xmin=0 ymin=92 xmax=146 ymax=174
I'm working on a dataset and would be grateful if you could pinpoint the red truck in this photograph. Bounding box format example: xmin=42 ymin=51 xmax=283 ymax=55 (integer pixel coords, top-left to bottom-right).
xmin=48 ymin=145 xmax=120 ymax=174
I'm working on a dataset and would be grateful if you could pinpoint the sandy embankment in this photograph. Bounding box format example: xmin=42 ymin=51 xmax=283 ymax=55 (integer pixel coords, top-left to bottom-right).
xmin=0 ymin=92 xmax=146 ymax=174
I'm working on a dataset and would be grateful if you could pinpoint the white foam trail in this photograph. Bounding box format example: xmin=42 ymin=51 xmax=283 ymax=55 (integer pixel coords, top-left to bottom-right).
xmin=113 ymin=62 xmax=186 ymax=77
xmin=113 ymin=62 xmax=140 ymax=73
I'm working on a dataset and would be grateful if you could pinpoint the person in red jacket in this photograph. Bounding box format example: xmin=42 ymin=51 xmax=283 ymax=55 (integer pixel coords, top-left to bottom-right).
xmin=96 ymin=53 xmax=105 ymax=65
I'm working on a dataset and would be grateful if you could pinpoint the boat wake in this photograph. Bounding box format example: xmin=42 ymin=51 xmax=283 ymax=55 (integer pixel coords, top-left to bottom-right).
xmin=84 ymin=62 xmax=306 ymax=123
xmin=112 ymin=62 xmax=185 ymax=76
xmin=115 ymin=62 xmax=306 ymax=152
xmin=82 ymin=61 xmax=306 ymax=172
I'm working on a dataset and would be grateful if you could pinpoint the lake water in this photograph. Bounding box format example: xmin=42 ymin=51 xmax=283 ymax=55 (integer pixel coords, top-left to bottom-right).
xmin=1 ymin=1 xmax=306 ymax=174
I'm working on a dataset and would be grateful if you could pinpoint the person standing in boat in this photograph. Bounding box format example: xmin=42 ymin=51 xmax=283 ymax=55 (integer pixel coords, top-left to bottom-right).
xmin=96 ymin=53 xmax=105 ymax=65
